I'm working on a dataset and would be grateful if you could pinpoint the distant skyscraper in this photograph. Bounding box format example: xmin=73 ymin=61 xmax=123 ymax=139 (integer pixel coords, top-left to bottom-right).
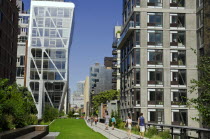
xmin=26 ymin=0 xmax=75 ymax=118
xmin=76 ymin=81 xmax=85 ymax=95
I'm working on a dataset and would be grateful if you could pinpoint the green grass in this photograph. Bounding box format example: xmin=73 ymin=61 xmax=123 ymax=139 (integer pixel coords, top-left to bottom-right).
xmin=49 ymin=119 xmax=106 ymax=139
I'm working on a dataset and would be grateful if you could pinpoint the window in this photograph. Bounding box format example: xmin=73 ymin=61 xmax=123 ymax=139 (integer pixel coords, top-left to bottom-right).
xmin=171 ymin=89 xmax=187 ymax=105
xmin=197 ymin=10 xmax=203 ymax=28
xmin=16 ymin=67 xmax=24 ymax=77
xmin=148 ymin=0 xmax=162 ymax=7
xmin=170 ymin=31 xmax=185 ymax=47
xmin=135 ymin=89 xmax=140 ymax=105
xmin=20 ymin=56 xmax=25 ymax=66
xmin=50 ymin=29 xmax=56 ymax=37
xmin=30 ymin=71 xmax=40 ymax=80
xmin=148 ymin=89 xmax=164 ymax=105
xmin=135 ymin=69 xmax=140 ymax=85
xmin=170 ymin=50 xmax=186 ymax=66
xmin=148 ymin=49 xmax=163 ymax=65
xmin=135 ymin=30 xmax=140 ymax=45
xmin=148 ymin=13 xmax=163 ymax=27
xmin=37 ymin=18 xmax=44 ymax=27
xmin=171 ymin=69 xmax=186 ymax=86
xmin=148 ymin=69 xmax=163 ymax=85
xmin=170 ymin=0 xmax=185 ymax=8
xmin=135 ymin=12 xmax=140 ymax=26
xmin=197 ymin=0 xmax=203 ymax=7
xmin=148 ymin=109 xmax=164 ymax=124
xmin=148 ymin=30 xmax=163 ymax=46
xmin=197 ymin=28 xmax=204 ymax=48
xmin=170 ymin=14 xmax=185 ymax=28
xmin=30 ymin=82 xmax=39 ymax=92
xmin=94 ymin=68 xmax=99 ymax=72
xmin=172 ymin=109 xmax=187 ymax=126
xmin=31 ymin=49 xmax=42 ymax=58
xmin=135 ymin=49 xmax=140 ymax=66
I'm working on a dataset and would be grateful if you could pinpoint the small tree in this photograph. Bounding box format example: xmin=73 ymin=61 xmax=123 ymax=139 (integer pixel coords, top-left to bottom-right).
xmin=188 ymin=56 xmax=210 ymax=127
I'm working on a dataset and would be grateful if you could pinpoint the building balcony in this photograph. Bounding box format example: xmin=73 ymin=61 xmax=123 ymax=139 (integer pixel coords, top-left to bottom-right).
xmin=117 ymin=21 xmax=135 ymax=49
xmin=112 ymin=79 xmax=117 ymax=83
xmin=112 ymin=39 xmax=118 ymax=48
xmin=112 ymin=72 xmax=117 ymax=76
xmin=112 ymin=58 xmax=117 ymax=62
xmin=112 ymin=64 xmax=117 ymax=69
xmin=112 ymin=50 xmax=117 ymax=55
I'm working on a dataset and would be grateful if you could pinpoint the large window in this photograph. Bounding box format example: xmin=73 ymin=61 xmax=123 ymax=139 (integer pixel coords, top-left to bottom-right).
xmin=148 ymin=49 xmax=163 ymax=65
xmin=170 ymin=0 xmax=185 ymax=8
xmin=16 ymin=67 xmax=24 ymax=77
xmin=148 ymin=109 xmax=164 ymax=124
xmin=148 ymin=69 xmax=163 ymax=85
xmin=135 ymin=49 xmax=140 ymax=66
xmin=148 ymin=30 xmax=163 ymax=46
xmin=170 ymin=14 xmax=185 ymax=28
xmin=172 ymin=109 xmax=187 ymax=126
xmin=170 ymin=50 xmax=186 ymax=66
xmin=20 ymin=56 xmax=25 ymax=66
xmin=170 ymin=31 xmax=185 ymax=47
xmin=148 ymin=13 xmax=163 ymax=27
xmin=148 ymin=89 xmax=164 ymax=105
xmin=171 ymin=89 xmax=187 ymax=105
xmin=171 ymin=69 xmax=186 ymax=86
xmin=148 ymin=0 xmax=162 ymax=7
xmin=135 ymin=89 xmax=140 ymax=105
xmin=135 ymin=68 xmax=140 ymax=85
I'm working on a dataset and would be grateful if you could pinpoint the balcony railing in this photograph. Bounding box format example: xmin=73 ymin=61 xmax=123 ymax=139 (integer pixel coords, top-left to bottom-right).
xmin=148 ymin=101 xmax=164 ymax=105
xmin=117 ymin=21 xmax=134 ymax=47
xmin=130 ymin=122 xmax=210 ymax=139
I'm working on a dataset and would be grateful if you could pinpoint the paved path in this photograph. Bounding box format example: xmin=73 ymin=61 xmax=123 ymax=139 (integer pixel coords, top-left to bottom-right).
xmin=85 ymin=120 xmax=147 ymax=139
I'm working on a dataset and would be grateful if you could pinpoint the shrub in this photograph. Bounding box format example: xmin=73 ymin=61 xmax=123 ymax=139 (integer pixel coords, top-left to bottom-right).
xmin=0 ymin=79 xmax=37 ymax=131
xmin=26 ymin=114 xmax=38 ymax=125
xmin=59 ymin=111 xmax=65 ymax=117
xmin=68 ymin=109 xmax=74 ymax=118
xmin=145 ymin=126 xmax=158 ymax=138
xmin=151 ymin=135 xmax=163 ymax=139
xmin=43 ymin=105 xmax=59 ymax=122
xmin=158 ymin=130 xmax=172 ymax=139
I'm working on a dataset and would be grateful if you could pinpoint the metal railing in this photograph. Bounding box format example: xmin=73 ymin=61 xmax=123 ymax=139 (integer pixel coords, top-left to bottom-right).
xmin=131 ymin=121 xmax=210 ymax=139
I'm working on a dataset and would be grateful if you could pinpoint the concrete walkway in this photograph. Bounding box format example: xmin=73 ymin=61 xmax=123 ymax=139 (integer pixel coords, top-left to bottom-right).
xmin=85 ymin=120 xmax=147 ymax=139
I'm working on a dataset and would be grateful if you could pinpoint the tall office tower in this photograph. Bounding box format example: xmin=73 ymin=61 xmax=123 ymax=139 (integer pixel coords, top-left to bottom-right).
xmin=16 ymin=0 xmax=30 ymax=86
xmin=118 ymin=0 xmax=199 ymax=132
xmin=0 ymin=0 xmax=18 ymax=83
xmin=76 ymin=80 xmax=85 ymax=96
xmin=112 ymin=26 xmax=121 ymax=90
xmin=26 ymin=0 xmax=75 ymax=118
xmin=89 ymin=63 xmax=112 ymax=95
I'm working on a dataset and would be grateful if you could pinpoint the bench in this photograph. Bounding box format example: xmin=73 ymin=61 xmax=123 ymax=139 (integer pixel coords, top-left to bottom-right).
xmin=0 ymin=125 xmax=49 ymax=139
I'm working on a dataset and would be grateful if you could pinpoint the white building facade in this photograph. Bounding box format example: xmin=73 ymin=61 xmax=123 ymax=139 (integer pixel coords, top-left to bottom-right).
xmin=26 ymin=0 xmax=75 ymax=118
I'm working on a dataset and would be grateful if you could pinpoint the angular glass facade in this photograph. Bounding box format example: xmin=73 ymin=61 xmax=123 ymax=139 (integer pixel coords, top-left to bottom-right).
xmin=26 ymin=1 xmax=74 ymax=118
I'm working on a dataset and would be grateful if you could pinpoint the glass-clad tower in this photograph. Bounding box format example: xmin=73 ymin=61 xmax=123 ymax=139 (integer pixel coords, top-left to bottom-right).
xmin=26 ymin=0 xmax=75 ymax=118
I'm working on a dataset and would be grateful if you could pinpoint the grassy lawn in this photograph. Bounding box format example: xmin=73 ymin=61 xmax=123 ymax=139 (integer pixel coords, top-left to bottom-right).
xmin=49 ymin=119 xmax=106 ymax=139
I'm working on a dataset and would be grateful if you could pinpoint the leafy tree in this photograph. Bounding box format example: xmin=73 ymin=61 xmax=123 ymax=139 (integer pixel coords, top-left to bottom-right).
xmin=92 ymin=90 xmax=120 ymax=113
xmin=0 ymin=79 xmax=37 ymax=131
xmin=188 ymin=56 xmax=210 ymax=127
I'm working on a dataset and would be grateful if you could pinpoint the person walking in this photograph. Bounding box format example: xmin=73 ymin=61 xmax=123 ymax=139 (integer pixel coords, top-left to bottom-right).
xmin=104 ymin=112 xmax=110 ymax=130
xmin=111 ymin=116 xmax=116 ymax=130
xmin=94 ymin=116 xmax=98 ymax=126
xmin=90 ymin=116 xmax=94 ymax=126
xmin=138 ymin=113 xmax=145 ymax=139
xmin=125 ymin=116 xmax=132 ymax=139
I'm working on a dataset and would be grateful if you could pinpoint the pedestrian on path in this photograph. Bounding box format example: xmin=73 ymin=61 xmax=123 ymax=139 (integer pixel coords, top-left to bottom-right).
xmin=91 ymin=116 xmax=94 ymax=126
xmin=125 ymin=116 xmax=132 ymax=139
xmin=111 ymin=116 xmax=116 ymax=130
xmin=138 ymin=113 xmax=145 ymax=139
xmin=104 ymin=112 xmax=110 ymax=130
xmin=94 ymin=116 xmax=98 ymax=126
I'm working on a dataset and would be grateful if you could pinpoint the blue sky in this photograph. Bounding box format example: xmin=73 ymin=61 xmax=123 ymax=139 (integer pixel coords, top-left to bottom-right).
xmin=23 ymin=0 xmax=122 ymax=92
